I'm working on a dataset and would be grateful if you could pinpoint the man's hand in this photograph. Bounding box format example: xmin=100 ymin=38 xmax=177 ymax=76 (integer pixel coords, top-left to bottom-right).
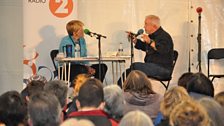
xmin=126 ymin=31 xmax=137 ymax=44
xmin=141 ymin=34 xmax=156 ymax=50
xmin=141 ymin=34 xmax=150 ymax=43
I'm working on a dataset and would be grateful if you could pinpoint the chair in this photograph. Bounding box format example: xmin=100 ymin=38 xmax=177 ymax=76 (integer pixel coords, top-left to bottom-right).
xmin=207 ymin=48 xmax=224 ymax=82
xmin=50 ymin=49 xmax=59 ymax=78
xmin=150 ymin=50 xmax=178 ymax=90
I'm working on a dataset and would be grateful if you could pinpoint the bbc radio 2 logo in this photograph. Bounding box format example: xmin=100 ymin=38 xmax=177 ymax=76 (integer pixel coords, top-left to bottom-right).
xmin=28 ymin=0 xmax=74 ymax=18
xmin=49 ymin=0 xmax=73 ymax=18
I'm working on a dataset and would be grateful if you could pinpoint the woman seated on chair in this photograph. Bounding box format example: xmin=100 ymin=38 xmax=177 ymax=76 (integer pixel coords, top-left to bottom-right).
xmin=122 ymin=70 xmax=163 ymax=121
xmin=59 ymin=20 xmax=107 ymax=86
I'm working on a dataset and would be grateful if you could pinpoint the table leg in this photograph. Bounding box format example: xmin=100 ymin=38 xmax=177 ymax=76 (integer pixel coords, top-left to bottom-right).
xmin=112 ymin=61 xmax=115 ymax=84
xmin=68 ymin=62 xmax=71 ymax=86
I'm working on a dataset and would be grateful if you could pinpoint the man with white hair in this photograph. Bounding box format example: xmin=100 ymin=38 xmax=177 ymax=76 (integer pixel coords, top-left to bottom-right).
xmin=118 ymin=15 xmax=174 ymax=86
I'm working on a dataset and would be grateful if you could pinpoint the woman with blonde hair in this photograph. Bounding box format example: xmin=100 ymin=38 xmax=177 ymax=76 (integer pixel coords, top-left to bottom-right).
xmin=122 ymin=70 xmax=162 ymax=120
xmin=155 ymin=86 xmax=190 ymax=126
xmin=169 ymin=99 xmax=210 ymax=126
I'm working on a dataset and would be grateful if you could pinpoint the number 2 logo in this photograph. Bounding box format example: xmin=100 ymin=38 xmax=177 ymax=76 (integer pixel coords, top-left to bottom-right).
xmin=49 ymin=0 xmax=73 ymax=18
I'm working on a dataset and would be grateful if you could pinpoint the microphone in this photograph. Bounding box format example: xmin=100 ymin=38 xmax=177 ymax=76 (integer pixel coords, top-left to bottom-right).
xmin=126 ymin=29 xmax=144 ymax=37
xmin=84 ymin=29 xmax=106 ymax=38
xmin=196 ymin=7 xmax=203 ymax=14
xmin=84 ymin=29 xmax=93 ymax=37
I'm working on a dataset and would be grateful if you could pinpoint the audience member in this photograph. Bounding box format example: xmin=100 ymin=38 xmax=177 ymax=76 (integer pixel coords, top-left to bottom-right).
xmin=177 ymin=72 xmax=193 ymax=88
xmin=68 ymin=78 xmax=118 ymax=126
xmin=28 ymin=91 xmax=62 ymax=126
xmin=103 ymin=85 xmax=125 ymax=122
xmin=119 ymin=110 xmax=154 ymax=126
xmin=0 ymin=91 xmax=27 ymax=126
xmin=44 ymin=80 xmax=68 ymax=108
xmin=27 ymin=74 xmax=47 ymax=84
xmin=214 ymin=91 xmax=224 ymax=108
xmin=199 ymin=97 xmax=224 ymax=126
xmin=122 ymin=70 xmax=163 ymax=120
xmin=44 ymin=80 xmax=69 ymax=119
xmin=73 ymin=74 xmax=90 ymax=96
xmin=186 ymin=72 xmax=214 ymax=99
xmin=21 ymin=80 xmax=45 ymax=104
xmin=60 ymin=118 xmax=95 ymax=126
xmin=156 ymin=86 xmax=190 ymax=126
xmin=169 ymin=99 xmax=210 ymax=126
xmin=66 ymin=74 xmax=90 ymax=115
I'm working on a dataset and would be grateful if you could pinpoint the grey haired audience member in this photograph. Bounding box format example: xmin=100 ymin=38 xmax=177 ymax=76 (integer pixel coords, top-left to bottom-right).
xmin=28 ymin=91 xmax=62 ymax=126
xmin=44 ymin=80 xmax=68 ymax=107
xmin=199 ymin=97 xmax=224 ymax=126
xmin=103 ymin=85 xmax=125 ymax=121
xmin=186 ymin=72 xmax=214 ymax=99
xmin=60 ymin=118 xmax=95 ymax=126
xmin=0 ymin=91 xmax=27 ymax=126
xmin=119 ymin=110 xmax=154 ymax=126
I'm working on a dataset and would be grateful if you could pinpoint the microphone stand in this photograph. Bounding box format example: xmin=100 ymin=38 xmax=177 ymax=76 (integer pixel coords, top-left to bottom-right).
xmin=130 ymin=34 xmax=135 ymax=70
xmin=197 ymin=13 xmax=202 ymax=72
xmin=93 ymin=33 xmax=106 ymax=81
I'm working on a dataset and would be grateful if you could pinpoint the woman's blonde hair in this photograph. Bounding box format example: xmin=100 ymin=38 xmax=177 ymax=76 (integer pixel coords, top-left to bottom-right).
xmin=66 ymin=20 xmax=84 ymax=36
xmin=160 ymin=86 xmax=190 ymax=117
xmin=73 ymin=74 xmax=90 ymax=96
xmin=170 ymin=99 xmax=210 ymax=126
xmin=123 ymin=70 xmax=155 ymax=95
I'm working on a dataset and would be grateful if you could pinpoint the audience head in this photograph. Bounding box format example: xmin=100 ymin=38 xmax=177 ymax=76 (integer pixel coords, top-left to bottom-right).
xmin=160 ymin=86 xmax=190 ymax=117
xmin=77 ymin=78 xmax=104 ymax=109
xmin=73 ymin=74 xmax=90 ymax=96
xmin=145 ymin=15 xmax=160 ymax=34
xmin=0 ymin=91 xmax=27 ymax=126
xmin=60 ymin=118 xmax=94 ymax=126
xmin=26 ymin=80 xmax=45 ymax=97
xmin=103 ymin=85 xmax=124 ymax=120
xmin=214 ymin=91 xmax=224 ymax=108
xmin=28 ymin=91 xmax=62 ymax=126
xmin=66 ymin=20 xmax=84 ymax=38
xmin=199 ymin=97 xmax=224 ymax=126
xmin=123 ymin=70 xmax=155 ymax=95
xmin=44 ymin=80 xmax=68 ymax=107
xmin=27 ymin=74 xmax=47 ymax=84
xmin=178 ymin=72 xmax=194 ymax=88
xmin=170 ymin=99 xmax=210 ymax=126
xmin=186 ymin=72 xmax=214 ymax=97
xmin=119 ymin=110 xmax=154 ymax=126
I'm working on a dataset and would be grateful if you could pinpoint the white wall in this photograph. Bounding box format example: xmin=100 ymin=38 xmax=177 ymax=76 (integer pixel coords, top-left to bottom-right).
xmin=0 ymin=0 xmax=23 ymax=94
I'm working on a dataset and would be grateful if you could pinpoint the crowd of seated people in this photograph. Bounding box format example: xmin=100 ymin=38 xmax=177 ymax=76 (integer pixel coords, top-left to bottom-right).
xmin=0 ymin=71 xmax=224 ymax=126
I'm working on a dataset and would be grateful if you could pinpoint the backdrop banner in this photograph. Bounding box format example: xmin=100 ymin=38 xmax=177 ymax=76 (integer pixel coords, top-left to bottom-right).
xmin=23 ymin=0 xmax=224 ymax=94
xmin=23 ymin=0 xmax=77 ymax=86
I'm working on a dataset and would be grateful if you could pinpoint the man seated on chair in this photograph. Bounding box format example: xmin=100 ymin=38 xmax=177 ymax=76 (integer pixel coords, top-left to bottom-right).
xmin=118 ymin=15 xmax=174 ymax=86
xmin=59 ymin=20 xmax=107 ymax=86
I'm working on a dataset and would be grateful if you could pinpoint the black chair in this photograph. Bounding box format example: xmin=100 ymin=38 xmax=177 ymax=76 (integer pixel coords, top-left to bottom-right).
xmin=207 ymin=48 xmax=224 ymax=82
xmin=150 ymin=50 xmax=178 ymax=90
xmin=50 ymin=49 xmax=59 ymax=78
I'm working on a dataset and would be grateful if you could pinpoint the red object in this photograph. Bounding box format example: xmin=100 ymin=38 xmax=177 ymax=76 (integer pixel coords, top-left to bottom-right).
xmin=196 ymin=7 xmax=203 ymax=13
